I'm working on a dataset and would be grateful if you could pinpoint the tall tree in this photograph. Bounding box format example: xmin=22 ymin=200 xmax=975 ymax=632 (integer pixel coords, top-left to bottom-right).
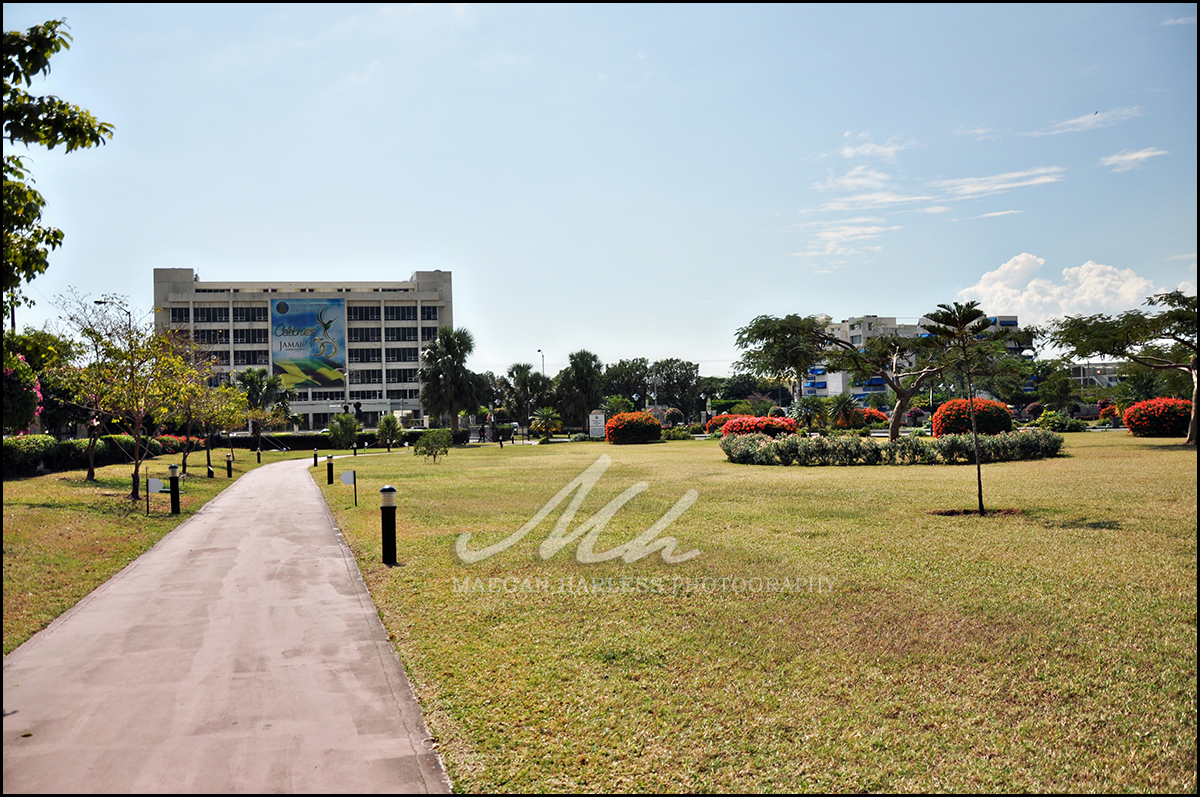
xmin=3 ymin=19 xmax=114 ymax=325
xmin=922 ymin=301 xmax=1011 ymax=515
xmin=603 ymin=358 xmax=650 ymax=409
xmin=555 ymin=349 xmax=604 ymax=429
xmin=234 ymin=367 xmax=296 ymax=452
xmin=734 ymin=314 xmax=828 ymax=401
xmin=418 ymin=327 xmax=482 ymax=434
xmin=1050 ymin=290 xmax=1197 ymax=445
xmin=650 ymin=358 xmax=700 ymax=414
xmin=820 ymin=334 xmax=944 ymax=441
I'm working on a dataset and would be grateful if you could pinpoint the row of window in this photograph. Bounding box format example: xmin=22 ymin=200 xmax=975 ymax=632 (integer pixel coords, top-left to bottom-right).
xmin=346 ymin=369 xmax=420 ymax=384
xmin=347 ymin=347 xmax=421 ymax=363
xmin=172 ymin=305 xmax=440 ymax=323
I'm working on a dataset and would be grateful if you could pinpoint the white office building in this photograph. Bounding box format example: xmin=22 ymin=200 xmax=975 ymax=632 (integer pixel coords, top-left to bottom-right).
xmin=153 ymin=268 xmax=452 ymax=429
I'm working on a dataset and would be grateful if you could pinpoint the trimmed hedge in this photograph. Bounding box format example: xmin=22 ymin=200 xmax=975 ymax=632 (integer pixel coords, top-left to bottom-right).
xmin=932 ymin=398 xmax=1013 ymax=437
xmin=605 ymin=412 xmax=662 ymax=444
xmin=720 ymin=428 xmax=1063 ymax=467
xmin=1034 ymin=410 xmax=1088 ymax=433
xmin=1123 ymin=398 xmax=1192 ymax=438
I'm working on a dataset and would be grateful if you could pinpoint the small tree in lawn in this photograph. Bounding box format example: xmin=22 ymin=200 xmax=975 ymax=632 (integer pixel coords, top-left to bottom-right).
xmin=1050 ymin=290 xmax=1197 ymax=445
xmin=922 ymin=301 xmax=1011 ymax=516
xmin=376 ymin=412 xmax=402 ymax=452
xmin=414 ymin=428 xmax=452 ymax=463
xmin=531 ymin=406 xmax=562 ymax=441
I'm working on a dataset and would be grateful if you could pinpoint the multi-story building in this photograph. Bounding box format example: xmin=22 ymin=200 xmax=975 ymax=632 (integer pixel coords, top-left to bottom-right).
xmin=153 ymin=268 xmax=452 ymax=430
xmin=801 ymin=313 xmax=1022 ymax=399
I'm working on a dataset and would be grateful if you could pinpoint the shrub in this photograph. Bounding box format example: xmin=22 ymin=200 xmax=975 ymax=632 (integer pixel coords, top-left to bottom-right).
xmin=932 ymin=398 xmax=1013 ymax=437
xmin=1034 ymin=410 xmax=1088 ymax=433
xmin=570 ymin=432 xmax=590 ymax=442
xmin=767 ymin=406 xmax=786 ymax=417
xmin=720 ymin=415 xmax=797 ymax=438
xmin=706 ymin=413 xmax=753 ymax=435
xmin=1025 ymin=401 xmax=1044 ymax=419
xmin=1 ymin=434 xmax=58 ymax=477
xmin=718 ymin=432 xmax=778 ymax=465
xmin=834 ymin=406 xmax=889 ymax=429
xmin=660 ymin=427 xmax=692 ymax=441
xmin=687 ymin=424 xmax=705 ymax=435
xmin=1123 ymin=398 xmax=1193 ymax=438
xmin=664 ymin=407 xmax=684 ymax=426
xmin=1099 ymin=405 xmax=1120 ymax=422
xmin=414 ymin=428 xmax=452 ymax=462
xmin=605 ymin=412 xmax=662 ymax=444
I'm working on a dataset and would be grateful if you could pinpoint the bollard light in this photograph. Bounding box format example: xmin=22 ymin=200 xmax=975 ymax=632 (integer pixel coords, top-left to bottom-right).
xmin=168 ymin=464 xmax=181 ymax=514
xmin=225 ymin=453 xmax=233 ymax=478
xmin=380 ymin=485 xmax=397 ymax=565
xmin=326 ymin=455 xmax=334 ymax=485
xmin=313 ymin=448 xmax=318 ymax=468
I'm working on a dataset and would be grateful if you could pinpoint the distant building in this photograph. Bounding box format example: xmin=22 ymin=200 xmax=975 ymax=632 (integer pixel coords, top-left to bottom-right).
xmin=801 ymin=313 xmax=1022 ymax=400
xmin=1068 ymin=361 xmax=1125 ymax=389
xmin=152 ymin=268 xmax=452 ymax=429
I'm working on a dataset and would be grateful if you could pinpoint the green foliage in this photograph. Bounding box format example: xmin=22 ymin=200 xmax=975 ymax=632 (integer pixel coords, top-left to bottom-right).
xmin=414 ymin=428 xmax=452 ymax=462
xmin=3 ymin=349 xmax=39 ymax=432
xmin=328 ymin=413 xmax=360 ymax=450
xmin=419 ymin=328 xmax=484 ymax=433
xmin=600 ymin=394 xmax=633 ymax=417
xmin=3 ymin=19 xmax=115 ymax=313
xmin=932 ymin=398 xmax=1014 ymax=436
xmin=660 ymin=427 xmax=692 ymax=441
xmin=555 ymin=349 xmax=604 ymax=428
xmin=734 ymin=314 xmax=827 ymax=386
xmin=530 ymin=406 xmax=562 ymax=440
xmin=720 ymin=428 xmax=1064 ymax=467
xmin=376 ymin=413 xmax=402 ymax=451
xmin=1034 ymin=410 xmax=1088 ymax=433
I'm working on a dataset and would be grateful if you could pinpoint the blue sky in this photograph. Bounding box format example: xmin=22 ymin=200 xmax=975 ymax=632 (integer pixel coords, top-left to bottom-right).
xmin=5 ymin=3 xmax=1196 ymax=377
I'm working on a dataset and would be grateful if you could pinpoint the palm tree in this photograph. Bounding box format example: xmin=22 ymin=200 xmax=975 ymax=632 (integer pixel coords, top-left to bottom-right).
xmin=922 ymin=301 xmax=1009 ymax=516
xmin=418 ymin=327 xmax=482 ymax=435
xmin=789 ymin=395 xmax=829 ymax=431
xmin=829 ymin=393 xmax=860 ymax=428
xmin=530 ymin=406 xmax=562 ymax=441
xmin=234 ymin=367 xmax=295 ymax=452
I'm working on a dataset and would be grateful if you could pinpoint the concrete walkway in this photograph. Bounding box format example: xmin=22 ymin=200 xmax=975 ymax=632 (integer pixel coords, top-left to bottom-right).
xmin=2 ymin=458 xmax=451 ymax=794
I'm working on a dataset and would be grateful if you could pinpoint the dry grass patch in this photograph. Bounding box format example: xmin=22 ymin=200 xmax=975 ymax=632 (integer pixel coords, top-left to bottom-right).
xmin=317 ymin=434 xmax=1196 ymax=792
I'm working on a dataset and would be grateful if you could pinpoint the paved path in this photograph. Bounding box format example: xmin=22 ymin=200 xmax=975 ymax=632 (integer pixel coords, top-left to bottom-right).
xmin=3 ymin=458 xmax=450 ymax=793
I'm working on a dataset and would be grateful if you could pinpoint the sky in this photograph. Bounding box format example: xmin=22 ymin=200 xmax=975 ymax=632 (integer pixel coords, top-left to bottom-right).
xmin=4 ymin=3 xmax=1196 ymax=377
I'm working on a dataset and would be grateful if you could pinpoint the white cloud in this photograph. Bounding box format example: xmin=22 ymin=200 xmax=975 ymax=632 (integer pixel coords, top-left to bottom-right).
xmin=1099 ymin=147 xmax=1169 ymax=172
xmin=931 ymin=167 xmax=1065 ymax=198
xmin=956 ymin=253 xmax=1160 ymax=325
xmin=1022 ymin=106 xmax=1142 ymax=136
xmin=812 ymin=165 xmax=891 ymax=192
xmin=921 ymin=206 xmax=953 ymax=214
xmin=1178 ymin=279 xmax=1197 ymax=295
xmin=838 ymin=133 xmax=909 ymax=161
xmin=791 ymin=218 xmax=902 ymax=257
xmin=1162 ymin=16 xmax=1196 ymax=25
xmin=975 ymin=210 xmax=1024 ymax=218
xmin=816 ymin=191 xmax=934 ymax=211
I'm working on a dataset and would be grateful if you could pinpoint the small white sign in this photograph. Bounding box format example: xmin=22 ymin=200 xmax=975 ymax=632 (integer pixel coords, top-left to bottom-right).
xmin=588 ymin=411 xmax=606 ymax=439
xmin=340 ymin=471 xmax=356 ymax=485
xmin=147 ymin=478 xmax=164 ymax=494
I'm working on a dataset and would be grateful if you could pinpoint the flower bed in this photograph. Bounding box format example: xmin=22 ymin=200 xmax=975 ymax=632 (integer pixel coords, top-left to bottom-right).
xmin=719 ymin=415 xmax=797 ymax=438
xmin=605 ymin=411 xmax=662 ymax=444
xmin=834 ymin=407 xmax=889 ymax=428
xmin=932 ymin=398 xmax=1013 ymax=437
xmin=705 ymin=413 xmax=753 ymax=436
xmin=720 ymin=428 xmax=1063 ymax=467
xmin=1122 ymin=398 xmax=1192 ymax=438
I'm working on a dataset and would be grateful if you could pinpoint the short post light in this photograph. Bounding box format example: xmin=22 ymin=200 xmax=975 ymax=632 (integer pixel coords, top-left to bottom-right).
xmin=380 ymin=485 xmax=397 ymax=565
xmin=313 ymin=448 xmax=318 ymax=468
xmin=225 ymin=453 xmax=232 ymax=478
xmin=326 ymin=455 xmax=334 ymax=485
xmin=256 ymin=448 xmax=262 ymax=464
xmin=168 ymin=464 xmax=181 ymax=514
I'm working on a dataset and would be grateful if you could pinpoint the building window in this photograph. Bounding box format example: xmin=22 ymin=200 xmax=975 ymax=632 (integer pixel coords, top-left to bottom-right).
xmin=311 ymin=412 xmax=331 ymax=427
xmin=421 ymin=327 xmax=438 ymax=342
xmin=850 ymin=335 xmax=862 ymax=345
xmin=234 ymin=350 xmax=270 ymax=366
xmin=349 ymin=390 xmax=383 ymax=400
xmin=233 ymin=306 xmax=269 ymax=322
xmin=194 ymin=329 xmax=229 ymax=345
xmin=385 ymin=326 xmax=417 ymax=342
xmin=171 ymin=307 xmax=190 ymax=323
xmin=385 ymin=306 xmax=417 ymax=321
xmin=386 ymin=347 xmax=419 ymax=363
xmin=233 ymin=329 xmax=268 ymax=344
xmin=193 ymin=306 xmax=230 ymax=323
xmin=349 ymin=369 xmax=383 ymax=384
xmin=387 ymin=389 xmax=420 ymax=400
xmin=386 ymin=368 xmax=418 ymax=383
xmin=347 ymin=306 xmax=381 ymax=321
xmin=311 ymin=390 xmax=344 ymax=402
xmin=421 ymin=305 xmax=439 ymax=321
xmin=348 ymin=348 xmax=382 ymax=364
xmin=348 ymin=328 xmax=382 ymax=343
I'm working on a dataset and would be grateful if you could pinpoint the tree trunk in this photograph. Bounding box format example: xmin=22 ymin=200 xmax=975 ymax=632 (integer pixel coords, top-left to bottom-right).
xmin=967 ymin=383 xmax=985 ymax=517
xmin=1187 ymin=360 xmax=1198 ymax=445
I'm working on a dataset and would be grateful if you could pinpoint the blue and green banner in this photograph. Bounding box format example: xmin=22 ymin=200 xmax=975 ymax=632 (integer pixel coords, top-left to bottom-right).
xmin=270 ymin=299 xmax=346 ymax=389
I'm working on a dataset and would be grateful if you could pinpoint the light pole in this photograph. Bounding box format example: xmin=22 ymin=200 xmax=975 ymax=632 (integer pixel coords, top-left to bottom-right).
xmin=537 ymin=349 xmax=544 ymax=377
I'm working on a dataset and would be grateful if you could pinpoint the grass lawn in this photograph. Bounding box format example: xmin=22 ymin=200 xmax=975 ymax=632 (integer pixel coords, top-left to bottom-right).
xmin=316 ymin=433 xmax=1196 ymax=792
xmin=1 ymin=446 xmax=338 ymax=655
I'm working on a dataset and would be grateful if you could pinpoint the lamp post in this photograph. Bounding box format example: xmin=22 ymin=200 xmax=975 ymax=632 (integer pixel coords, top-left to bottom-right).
xmin=537 ymin=349 xmax=544 ymax=377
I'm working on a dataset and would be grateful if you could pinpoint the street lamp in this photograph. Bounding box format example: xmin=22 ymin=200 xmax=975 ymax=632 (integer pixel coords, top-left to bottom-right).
xmin=537 ymin=349 xmax=544 ymax=377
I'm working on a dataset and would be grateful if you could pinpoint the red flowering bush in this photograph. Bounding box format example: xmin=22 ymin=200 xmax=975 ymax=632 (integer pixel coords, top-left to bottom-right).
xmin=932 ymin=398 xmax=1013 ymax=437
xmin=1122 ymin=398 xmax=1192 ymax=438
xmin=720 ymin=415 xmax=797 ymax=438
xmin=605 ymin=411 xmax=662 ymax=444
xmin=706 ymin=413 xmax=753 ymax=435
xmin=1098 ymin=405 xmax=1120 ymax=422
xmin=835 ymin=407 xmax=889 ymax=428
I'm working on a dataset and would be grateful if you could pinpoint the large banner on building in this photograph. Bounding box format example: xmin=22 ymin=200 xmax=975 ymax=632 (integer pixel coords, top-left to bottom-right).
xmin=270 ymin=299 xmax=346 ymax=389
